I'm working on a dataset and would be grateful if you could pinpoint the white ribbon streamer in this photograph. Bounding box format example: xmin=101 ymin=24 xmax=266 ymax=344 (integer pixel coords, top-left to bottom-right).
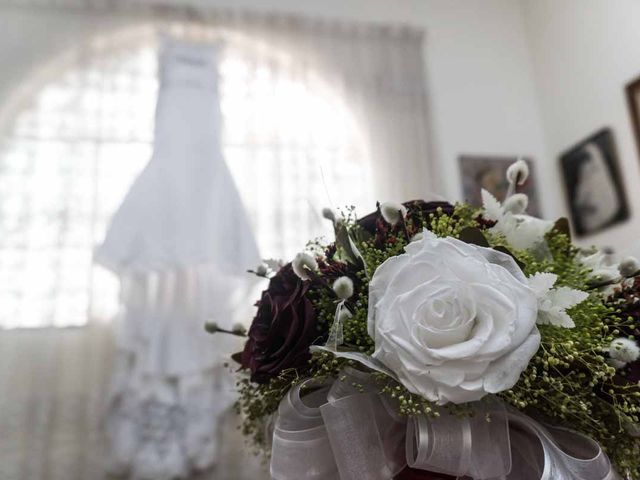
xmin=269 ymin=370 xmax=620 ymax=480
xmin=321 ymin=368 xmax=406 ymax=480
xmin=325 ymin=301 xmax=347 ymax=351
xmin=406 ymin=396 xmax=511 ymax=478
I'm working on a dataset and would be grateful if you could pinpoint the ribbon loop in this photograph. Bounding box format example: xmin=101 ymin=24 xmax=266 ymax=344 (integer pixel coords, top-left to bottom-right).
xmin=506 ymin=413 xmax=621 ymax=480
xmin=271 ymin=379 xmax=338 ymax=480
xmin=406 ymin=397 xmax=511 ymax=479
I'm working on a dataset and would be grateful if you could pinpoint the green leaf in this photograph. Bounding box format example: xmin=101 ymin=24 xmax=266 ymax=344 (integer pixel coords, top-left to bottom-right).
xmin=335 ymin=221 xmax=366 ymax=270
xmin=458 ymin=227 xmax=490 ymax=247
xmin=231 ymin=351 xmax=243 ymax=365
xmin=493 ymin=245 xmax=527 ymax=270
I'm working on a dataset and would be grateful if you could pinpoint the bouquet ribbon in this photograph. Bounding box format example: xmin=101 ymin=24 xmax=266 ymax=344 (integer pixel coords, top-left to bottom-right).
xmin=269 ymin=368 xmax=620 ymax=480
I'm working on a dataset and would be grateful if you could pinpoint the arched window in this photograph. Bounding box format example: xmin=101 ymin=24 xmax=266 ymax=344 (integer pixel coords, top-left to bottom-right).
xmin=0 ymin=27 xmax=373 ymax=329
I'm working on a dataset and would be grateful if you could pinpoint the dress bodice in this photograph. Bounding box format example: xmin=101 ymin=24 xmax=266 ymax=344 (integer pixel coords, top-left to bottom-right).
xmin=159 ymin=38 xmax=220 ymax=91
xmin=95 ymin=38 xmax=260 ymax=275
xmin=152 ymin=39 xmax=223 ymax=173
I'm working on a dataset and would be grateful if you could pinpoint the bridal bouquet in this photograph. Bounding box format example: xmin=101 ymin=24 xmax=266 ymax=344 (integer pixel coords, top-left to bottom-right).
xmin=228 ymin=160 xmax=640 ymax=479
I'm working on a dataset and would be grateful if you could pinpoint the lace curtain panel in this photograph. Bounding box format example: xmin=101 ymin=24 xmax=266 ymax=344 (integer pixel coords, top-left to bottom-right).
xmin=0 ymin=43 xmax=156 ymax=328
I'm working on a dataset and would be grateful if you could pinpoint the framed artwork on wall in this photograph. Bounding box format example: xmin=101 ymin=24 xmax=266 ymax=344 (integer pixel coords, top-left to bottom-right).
xmin=559 ymin=128 xmax=629 ymax=237
xmin=458 ymin=155 xmax=541 ymax=217
xmin=626 ymin=75 xmax=640 ymax=158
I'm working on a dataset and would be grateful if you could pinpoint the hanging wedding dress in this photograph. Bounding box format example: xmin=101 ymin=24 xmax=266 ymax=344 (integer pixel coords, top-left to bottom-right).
xmin=95 ymin=38 xmax=260 ymax=479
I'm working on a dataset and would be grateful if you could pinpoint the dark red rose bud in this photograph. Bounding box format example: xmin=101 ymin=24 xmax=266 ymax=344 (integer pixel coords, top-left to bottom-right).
xmin=240 ymin=263 xmax=318 ymax=383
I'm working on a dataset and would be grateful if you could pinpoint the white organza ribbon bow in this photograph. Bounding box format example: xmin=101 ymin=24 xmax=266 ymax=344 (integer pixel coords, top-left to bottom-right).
xmin=269 ymin=369 xmax=620 ymax=480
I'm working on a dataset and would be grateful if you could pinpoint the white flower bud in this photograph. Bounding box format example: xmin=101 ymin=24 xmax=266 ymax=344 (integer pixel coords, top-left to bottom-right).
xmin=506 ymin=159 xmax=529 ymax=186
xmin=607 ymin=358 xmax=628 ymax=370
xmin=332 ymin=276 xmax=354 ymax=299
xmin=380 ymin=201 xmax=407 ymax=226
xmin=609 ymin=337 xmax=640 ymax=365
xmin=204 ymin=320 xmax=219 ymax=334
xmin=255 ymin=263 xmax=268 ymax=276
xmin=264 ymin=258 xmax=284 ymax=271
xmin=322 ymin=207 xmax=337 ymax=223
xmin=292 ymin=252 xmax=318 ymax=281
xmin=410 ymin=231 xmax=424 ymax=243
xmin=619 ymin=256 xmax=640 ymax=278
xmin=502 ymin=193 xmax=529 ymax=215
xmin=231 ymin=322 xmax=247 ymax=335
xmin=591 ymin=269 xmax=620 ymax=284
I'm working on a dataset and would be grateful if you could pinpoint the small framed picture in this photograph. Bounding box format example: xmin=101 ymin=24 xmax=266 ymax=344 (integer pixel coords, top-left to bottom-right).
xmin=559 ymin=128 xmax=629 ymax=237
xmin=626 ymin=75 xmax=640 ymax=158
xmin=458 ymin=155 xmax=541 ymax=217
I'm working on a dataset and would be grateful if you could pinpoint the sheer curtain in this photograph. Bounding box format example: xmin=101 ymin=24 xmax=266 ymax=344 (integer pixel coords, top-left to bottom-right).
xmin=0 ymin=41 xmax=157 ymax=328
xmin=216 ymin=12 xmax=436 ymax=203
xmin=0 ymin=6 xmax=435 ymax=478
xmin=0 ymin=12 xmax=434 ymax=330
xmin=217 ymin=13 xmax=436 ymax=255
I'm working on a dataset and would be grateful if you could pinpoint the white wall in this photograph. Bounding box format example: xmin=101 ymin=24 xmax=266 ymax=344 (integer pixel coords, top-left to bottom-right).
xmin=0 ymin=0 xmax=548 ymax=209
xmin=522 ymin=0 xmax=640 ymax=253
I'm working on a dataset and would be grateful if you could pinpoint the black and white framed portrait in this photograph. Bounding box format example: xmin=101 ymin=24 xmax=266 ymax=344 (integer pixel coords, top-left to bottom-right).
xmin=559 ymin=128 xmax=629 ymax=237
xmin=626 ymin=75 xmax=640 ymax=159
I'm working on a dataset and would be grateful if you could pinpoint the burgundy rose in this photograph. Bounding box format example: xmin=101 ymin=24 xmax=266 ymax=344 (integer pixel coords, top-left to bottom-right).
xmin=241 ymin=263 xmax=318 ymax=383
xmin=357 ymin=200 xmax=455 ymax=247
xmin=605 ymin=276 xmax=640 ymax=383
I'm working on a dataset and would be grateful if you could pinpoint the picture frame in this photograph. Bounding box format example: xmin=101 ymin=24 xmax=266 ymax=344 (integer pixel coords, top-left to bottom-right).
xmin=626 ymin=75 xmax=640 ymax=159
xmin=559 ymin=128 xmax=629 ymax=237
xmin=458 ymin=155 xmax=541 ymax=217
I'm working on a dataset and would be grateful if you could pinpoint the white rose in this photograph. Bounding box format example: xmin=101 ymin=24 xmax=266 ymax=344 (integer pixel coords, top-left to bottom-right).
xmin=367 ymin=230 xmax=540 ymax=405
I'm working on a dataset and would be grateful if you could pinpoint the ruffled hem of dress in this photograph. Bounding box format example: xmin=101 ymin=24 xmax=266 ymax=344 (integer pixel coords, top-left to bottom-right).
xmin=105 ymin=355 xmax=237 ymax=480
xmin=109 ymin=265 xmax=256 ymax=377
